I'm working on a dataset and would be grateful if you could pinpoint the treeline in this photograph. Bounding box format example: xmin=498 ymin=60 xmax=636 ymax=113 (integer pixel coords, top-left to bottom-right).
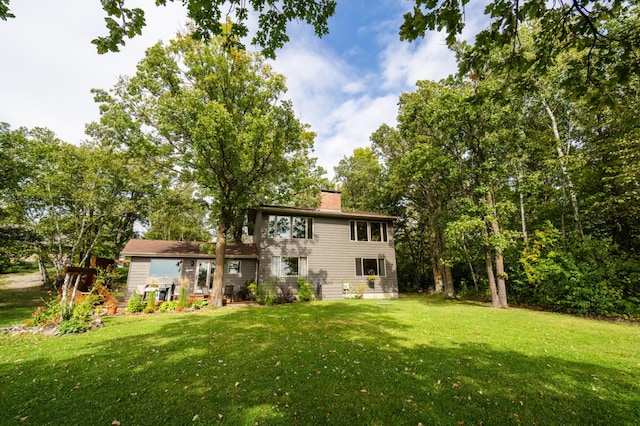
xmin=335 ymin=24 xmax=640 ymax=317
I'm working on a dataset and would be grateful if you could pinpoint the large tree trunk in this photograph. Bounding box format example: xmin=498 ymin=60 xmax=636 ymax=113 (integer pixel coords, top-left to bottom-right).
xmin=483 ymin=229 xmax=500 ymax=308
xmin=210 ymin=223 xmax=227 ymax=307
xmin=443 ymin=264 xmax=456 ymax=299
xmin=486 ymin=191 xmax=508 ymax=308
xmin=429 ymin=228 xmax=444 ymax=293
xmin=542 ymin=98 xmax=584 ymax=238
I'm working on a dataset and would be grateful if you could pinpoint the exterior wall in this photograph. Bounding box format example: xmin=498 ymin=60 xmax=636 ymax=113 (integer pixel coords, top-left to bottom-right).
xmin=125 ymin=256 xmax=257 ymax=300
xmin=257 ymin=212 xmax=398 ymax=300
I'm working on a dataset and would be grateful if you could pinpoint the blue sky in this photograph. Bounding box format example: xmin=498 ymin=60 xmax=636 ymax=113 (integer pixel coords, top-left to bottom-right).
xmin=0 ymin=1 xmax=486 ymax=177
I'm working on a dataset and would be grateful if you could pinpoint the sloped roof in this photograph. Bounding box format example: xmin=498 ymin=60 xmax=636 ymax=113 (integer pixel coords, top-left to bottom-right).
xmin=256 ymin=205 xmax=399 ymax=220
xmin=120 ymin=239 xmax=257 ymax=259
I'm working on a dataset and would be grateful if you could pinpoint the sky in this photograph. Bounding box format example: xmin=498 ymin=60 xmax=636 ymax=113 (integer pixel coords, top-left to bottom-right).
xmin=0 ymin=0 xmax=486 ymax=178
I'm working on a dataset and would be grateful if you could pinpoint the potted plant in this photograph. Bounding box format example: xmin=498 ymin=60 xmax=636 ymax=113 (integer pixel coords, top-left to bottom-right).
xmin=105 ymin=302 xmax=118 ymax=315
xmin=367 ymin=274 xmax=376 ymax=288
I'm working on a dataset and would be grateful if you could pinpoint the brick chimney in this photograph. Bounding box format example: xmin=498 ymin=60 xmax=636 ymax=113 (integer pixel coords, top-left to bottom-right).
xmin=319 ymin=189 xmax=342 ymax=211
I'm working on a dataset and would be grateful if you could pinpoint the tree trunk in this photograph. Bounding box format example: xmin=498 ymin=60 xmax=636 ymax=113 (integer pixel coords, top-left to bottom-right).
xmin=429 ymin=228 xmax=444 ymax=293
xmin=517 ymin=165 xmax=528 ymax=243
xmin=486 ymin=191 xmax=508 ymax=308
xmin=209 ymin=223 xmax=227 ymax=307
xmin=37 ymin=252 xmax=50 ymax=287
xmin=484 ymin=229 xmax=500 ymax=308
xmin=443 ymin=264 xmax=456 ymax=299
xmin=542 ymin=98 xmax=584 ymax=238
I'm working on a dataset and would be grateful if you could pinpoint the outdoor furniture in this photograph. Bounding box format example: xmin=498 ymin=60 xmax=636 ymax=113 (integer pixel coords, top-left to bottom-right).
xmin=158 ymin=283 xmax=174 ymax=301
xmin=223 ymin=285 xmax=235 ymax=302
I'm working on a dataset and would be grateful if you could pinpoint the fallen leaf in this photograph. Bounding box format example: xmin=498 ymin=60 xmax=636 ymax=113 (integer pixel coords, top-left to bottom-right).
xmin=111 ymin=421 xmax=120 ymax=425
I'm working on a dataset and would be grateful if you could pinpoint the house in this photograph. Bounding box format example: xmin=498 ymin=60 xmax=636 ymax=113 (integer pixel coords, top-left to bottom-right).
xmin=120 ymin=190 xmax=399 ymax=300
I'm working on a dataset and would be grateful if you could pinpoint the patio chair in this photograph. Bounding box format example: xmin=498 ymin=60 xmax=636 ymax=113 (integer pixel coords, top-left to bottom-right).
xmin=223 ymin=285 xmax=235 ymax=302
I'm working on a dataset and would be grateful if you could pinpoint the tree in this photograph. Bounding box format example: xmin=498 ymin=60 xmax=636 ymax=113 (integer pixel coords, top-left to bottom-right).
xmin=333 ymin=147 xmax=384 ymax=212
xmin=95 ymin=31 xmax=318 ymax=306
xmin=0 ymin=0 xmax=336 ymax=57
xmin=401 ymin=1 xmax=640 ymax=90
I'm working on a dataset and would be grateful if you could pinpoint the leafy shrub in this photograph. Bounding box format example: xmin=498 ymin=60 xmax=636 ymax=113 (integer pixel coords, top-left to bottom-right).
xmin=514 ymin=222 xmax=640 ymax=317
xmin=276 ymin=281 xmax=296 ymax=304
xmin=236 ymin=280 xmax=253 ymax=301
xmin=191 ymin=298 xmax=208 ymax=309
xmin=57 ymin=319 xmax=88 ymax=335
xmin=127 ymin=292 xmax=145 ymax=313
xmin=158 ymin=301 xmax=179 ymax=312
xmin=249 ymin=279 xmax=277 ymax=305
xmin=26 ymin=294 xmax=61 ymax=326
xmin=296 ymin=277 xmax=314 ymax=302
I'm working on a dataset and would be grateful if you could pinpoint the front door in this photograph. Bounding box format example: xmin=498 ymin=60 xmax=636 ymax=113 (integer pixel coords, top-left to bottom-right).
xmin=196 ymin=260 xmax=216 ymax=290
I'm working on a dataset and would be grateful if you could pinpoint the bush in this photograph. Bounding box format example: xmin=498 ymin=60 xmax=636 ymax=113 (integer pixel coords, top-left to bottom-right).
xmin=144 ymin=291 xmax=156 ymax=313
xmin=276 ymin=281 xmax=296 ymax=304
xmin=297 ymin=277 xmax=314 ymax=302
xmin=158 ymin=301 xmax=179 ymax=312
xmin=127 ymin=292 xmax=145 ymax=313
xmin=514 ymin=223 xmax=640 ymax=317
xmin=249 ymin=279 xmax=278 ymax=305
xmin=57 ymin=319 xmax=88 ymax=335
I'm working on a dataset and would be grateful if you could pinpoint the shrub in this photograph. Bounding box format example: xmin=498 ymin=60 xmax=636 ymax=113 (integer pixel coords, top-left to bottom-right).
xmin=144 ymin=291 xmax=156 ymax=313
xmin=177 ymin=285 xmax=189 ymax=309
xmin=26 ymin=294 xmax=61 ymax=326
xmin=249 ymin=279 xmax=278 ymax=305
xmin=158 ymin=301 xmax=179 ymax=312
xmin=276 ymin=281 xmax=296 ymax=304
xmin=127 ymin=292 xmax=145 ymax=313
xmin=57 ymin=319 xmax=88 ymax=335
xmin=296 ymin=277 xmax=314 ymax=302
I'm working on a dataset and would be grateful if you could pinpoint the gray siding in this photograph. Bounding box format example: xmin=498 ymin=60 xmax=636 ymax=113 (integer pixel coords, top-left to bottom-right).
xmin=125 ymin=256 xmax=257 ymax=300
xmin=257 ymin=213 xmax=398 ymax=300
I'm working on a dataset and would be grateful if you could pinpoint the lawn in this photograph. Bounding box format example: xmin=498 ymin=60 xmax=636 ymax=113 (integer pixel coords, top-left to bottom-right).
xmin=1 ymin=295 xmax=639 ymax=425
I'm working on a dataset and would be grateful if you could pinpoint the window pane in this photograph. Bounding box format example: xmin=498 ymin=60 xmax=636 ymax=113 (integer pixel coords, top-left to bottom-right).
xmin=307 ymin=218 xmax=313 ymax=239
xmin=293 ymin=217 xmax=306 ymax=238
xmin=268 ymin=215 xmax=276 ymax=238
xmin=355 ymin=258 xmax=362 ymax=276
xmin=378 ymin=258 xmax=386 ymax=277
xmin=271 ymin=256 xmax=280 ymax=276
xmin=282 ymin=257 xmax=299 ymax=276
xmin=382 ymin=223 xmax=388 ymax=242
xmin=371 ymin=222 xmax=382 ymax=241
xmin=350 ymin=221 xmax=356 ymax=241
xmin=277 ymin=216 xmax=291 ymax=239
xmin=356 ymin=221 xmax=368 ymax=241
xmin=197 ymin=262 xmax=209 ymax=288
xmin=228 ymin=260 xmax=240 ymax=274
xmin=363 ymin=258 xmax=378 ymax=276
xmin=149 ymin=259 xmax=182 ymax=282
xmin=299 ymin=257 xmax=307 ymax=277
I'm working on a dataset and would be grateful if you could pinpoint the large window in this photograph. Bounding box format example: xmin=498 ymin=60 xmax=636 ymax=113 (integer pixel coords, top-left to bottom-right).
xmin=350 ymin=221 xmax=388 ymax=242
xmin=268 ymin=215 xmax=313 ymax=239
xmin=149 ymin=259 xmax=182 ymax=283
xmin=355 ymin=258 xmax=386 ymax=277
xmin=271 ymin=256 xmax=307 ymax=277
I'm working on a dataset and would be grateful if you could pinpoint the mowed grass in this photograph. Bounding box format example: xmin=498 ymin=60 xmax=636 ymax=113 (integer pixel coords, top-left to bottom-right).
xmin=1 ymin=295 xmax=639 ymax=425
xmin=0 ymin=277 xmax=48 ymax=328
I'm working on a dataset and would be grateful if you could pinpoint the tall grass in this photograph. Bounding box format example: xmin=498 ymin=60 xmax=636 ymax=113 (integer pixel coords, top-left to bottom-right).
xmin=1 ymin=295 xmax=639 ymax=425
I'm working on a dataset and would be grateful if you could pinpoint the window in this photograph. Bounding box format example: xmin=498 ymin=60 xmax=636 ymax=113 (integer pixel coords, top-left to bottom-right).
xmin=268 ymin=215 xmax=313 ymax=239
xmin=350 ymin=221 xmax=388 ymax=242
xmin=370 ymin=222 xmax=388 ymax=242
xmin=197 ymin=260 xmax=215 ymax=289
xmin=227 ymin=260 xmax=240 ymax=274
xmin=149 ymin=259 xmax=182 ymax=283
xmin=355 ymin=258 xmax=386 ymax=276
xmin=271 ymin=256 xmax=307 ymax=277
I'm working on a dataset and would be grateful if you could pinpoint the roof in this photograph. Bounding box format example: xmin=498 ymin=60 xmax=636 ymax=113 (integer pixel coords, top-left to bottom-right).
xmin=256 ymin=205 xmax=399 ymax=221
xmin=120 ymin=239 xmax=258 ymax=259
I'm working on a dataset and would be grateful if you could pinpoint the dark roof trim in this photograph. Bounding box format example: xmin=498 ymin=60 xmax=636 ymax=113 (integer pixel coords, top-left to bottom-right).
xmin=120 ymin=240 xmax=258 ymax=259
xmin=257 ymin=205 xmax=399 ymax=221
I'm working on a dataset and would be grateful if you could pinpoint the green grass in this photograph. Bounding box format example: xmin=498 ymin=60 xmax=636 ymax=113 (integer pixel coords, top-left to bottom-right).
xmin=0 ymin=277 xmax=49 ymax=328
xmin=1 ymin=295 xmax=639 ymax=425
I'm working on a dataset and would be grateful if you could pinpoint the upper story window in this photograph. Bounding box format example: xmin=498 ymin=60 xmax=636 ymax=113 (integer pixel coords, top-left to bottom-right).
xmin=268 ymin=215 xmax=313 ymax=239
xmin=350 ymin=221 xmax=388 ymax=242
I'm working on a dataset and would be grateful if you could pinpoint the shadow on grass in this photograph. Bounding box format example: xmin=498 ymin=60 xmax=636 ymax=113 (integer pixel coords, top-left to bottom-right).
xmin=1 ymin=301 xmax=638 ymax=425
